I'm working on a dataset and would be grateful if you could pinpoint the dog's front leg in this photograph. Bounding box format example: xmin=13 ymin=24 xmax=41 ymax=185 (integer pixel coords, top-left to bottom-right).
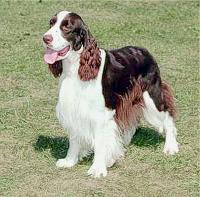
xmin=87 ymin=131 xmax=107 ymax=178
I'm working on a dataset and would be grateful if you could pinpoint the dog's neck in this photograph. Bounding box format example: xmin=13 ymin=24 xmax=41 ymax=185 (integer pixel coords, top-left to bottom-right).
xmin=61 ymin=46 xmax=83 ymax=76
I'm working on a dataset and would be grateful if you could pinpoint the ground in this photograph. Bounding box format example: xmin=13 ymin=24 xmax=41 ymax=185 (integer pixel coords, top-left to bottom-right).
xmin=0 ymin=0 xmax=199 ymax=196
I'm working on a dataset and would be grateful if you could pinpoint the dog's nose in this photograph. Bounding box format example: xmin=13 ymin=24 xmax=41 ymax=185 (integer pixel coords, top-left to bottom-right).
xmin=43 ymin=34 xmax=53 ymax=44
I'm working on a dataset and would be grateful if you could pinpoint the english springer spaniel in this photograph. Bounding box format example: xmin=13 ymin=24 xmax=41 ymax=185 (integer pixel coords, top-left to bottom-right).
xmin=43 ymin=11 xmax=179 ymax=177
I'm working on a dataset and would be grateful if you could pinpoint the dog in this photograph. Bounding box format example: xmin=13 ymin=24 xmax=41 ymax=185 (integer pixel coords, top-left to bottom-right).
xmin=43 ymin=11 xmax=179 ymax=177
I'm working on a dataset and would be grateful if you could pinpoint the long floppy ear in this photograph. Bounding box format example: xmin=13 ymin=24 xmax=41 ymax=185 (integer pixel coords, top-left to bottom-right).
xmin=71 ymin=28 xmax=86 ymax=51
xmin=78 ymin=28 xmax=101 ymax=81
xmin=48 ymin=60 xmax=63 ymax=78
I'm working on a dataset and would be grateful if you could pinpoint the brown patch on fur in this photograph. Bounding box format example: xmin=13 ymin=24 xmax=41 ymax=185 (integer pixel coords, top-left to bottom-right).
xmin=78 ymin=37 xmax=101 ymax=81
xmin=49 ymin=15 xmax=57 ymax=27
xmin=161 ymin=82 xmax=177 ymax=118
xmin=48 ymin=61 xmax=63 ymax=78
xmin=115 ymin=80 xmax=144 ymax=131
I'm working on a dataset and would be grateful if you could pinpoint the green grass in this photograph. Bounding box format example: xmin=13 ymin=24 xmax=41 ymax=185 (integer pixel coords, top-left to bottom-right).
xmin=0 ymin=0 xmax=199 ymax=196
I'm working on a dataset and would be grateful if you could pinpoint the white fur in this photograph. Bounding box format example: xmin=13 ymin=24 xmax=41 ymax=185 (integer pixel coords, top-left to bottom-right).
xmin=122 ymin=127 xmax=136 ymax=146
xmin=142 ymin=91 xmax=179 ymax=155
xmin=56 ymin=49 xmax=124 ymax=177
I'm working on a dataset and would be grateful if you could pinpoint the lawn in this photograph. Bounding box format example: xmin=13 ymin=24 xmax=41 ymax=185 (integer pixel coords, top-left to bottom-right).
xmin=0 ymin=0 xmax=199 ymax=196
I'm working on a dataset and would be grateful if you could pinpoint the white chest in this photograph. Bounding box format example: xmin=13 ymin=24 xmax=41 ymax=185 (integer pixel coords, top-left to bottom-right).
xmin=57 ymin=75 xmax=104 ymax=126
xmin=56 ymin=50 xmax=113 ymax=138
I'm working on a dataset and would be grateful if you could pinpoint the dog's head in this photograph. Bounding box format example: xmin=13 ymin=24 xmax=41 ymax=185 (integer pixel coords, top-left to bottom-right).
xmin=43 ymin=11 xmax=101 ymax=79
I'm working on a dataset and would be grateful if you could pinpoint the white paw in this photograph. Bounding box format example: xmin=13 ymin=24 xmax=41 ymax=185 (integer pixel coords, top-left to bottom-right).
xmin=87 ymin=164 xmax=107 ymax=178
xmin=163 ymin=141 xmax=179 ymax=155
xmin=56 ymin=158 xmax=77 ymax=168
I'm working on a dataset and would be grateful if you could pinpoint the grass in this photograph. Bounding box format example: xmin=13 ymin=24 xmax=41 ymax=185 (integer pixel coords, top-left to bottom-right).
xmin=0 ymin=0 xmax=199 ymax=196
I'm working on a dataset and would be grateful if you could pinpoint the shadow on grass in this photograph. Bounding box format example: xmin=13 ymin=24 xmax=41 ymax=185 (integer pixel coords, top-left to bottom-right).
xmin=34 ymin=135 xmax=69 ymax=159
xmin=131 ymin=127 xmax=164 ymax=148
xmin=34 ymin=127 xmax=164 ymax=159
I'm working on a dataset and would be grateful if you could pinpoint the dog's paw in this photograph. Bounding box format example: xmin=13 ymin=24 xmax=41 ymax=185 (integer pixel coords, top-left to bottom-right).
xmin=163 ymin=141 xmax=179 ymax=155
xmin=87 ymin=164 xmax=107 ymax=178
xmin=56 ymin=158 xmax=77 ymax=168
xmin=106 ymin=158 xmax=116 ymax=168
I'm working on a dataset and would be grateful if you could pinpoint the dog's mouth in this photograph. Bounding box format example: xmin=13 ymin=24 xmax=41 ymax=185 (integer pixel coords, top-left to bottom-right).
xmin=44 ymin=46 xmax=70 ymax=64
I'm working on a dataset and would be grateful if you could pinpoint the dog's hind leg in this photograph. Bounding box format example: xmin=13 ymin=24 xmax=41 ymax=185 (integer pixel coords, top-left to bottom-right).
xmin=142 ymin=86 xmax=179 ymax=155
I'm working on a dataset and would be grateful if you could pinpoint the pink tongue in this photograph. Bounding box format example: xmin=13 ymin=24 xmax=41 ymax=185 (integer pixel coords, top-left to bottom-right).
xmin=44 ymin=48 xmax=58 ymax=64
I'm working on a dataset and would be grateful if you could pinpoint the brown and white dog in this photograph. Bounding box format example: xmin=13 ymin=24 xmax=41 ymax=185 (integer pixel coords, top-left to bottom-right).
xmin=43 ymin=11 xmax=179 ymax=177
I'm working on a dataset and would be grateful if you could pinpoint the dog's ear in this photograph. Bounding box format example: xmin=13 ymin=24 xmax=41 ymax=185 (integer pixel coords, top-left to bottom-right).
xmin=78 ymin=27 xmax=101 ymax=81
xmin=48 ymin=60 xmax=63 ymax=77
xmin=71 ymin=27 xmax=86 ymax=51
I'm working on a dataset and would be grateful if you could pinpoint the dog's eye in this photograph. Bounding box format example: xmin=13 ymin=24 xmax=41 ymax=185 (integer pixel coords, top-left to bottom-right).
xmin=61 ymin=26 xmax=72 ymax=34
xmin=49 ymin=16 xmax=57 ymax=27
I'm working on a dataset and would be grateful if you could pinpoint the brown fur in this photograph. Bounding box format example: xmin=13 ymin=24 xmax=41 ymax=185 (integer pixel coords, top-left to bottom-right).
xmin=78 ymin=37 xmax=101 ymax=81
xmin=114 ymin=78 xmax=176 ymax=131
xmin=115 ymin=80 xmax=144 ymax=131
xmin=48 ymin=61 xmax=62 ymax=78
xmin=161 ymin=82 xmax=177 ymax=118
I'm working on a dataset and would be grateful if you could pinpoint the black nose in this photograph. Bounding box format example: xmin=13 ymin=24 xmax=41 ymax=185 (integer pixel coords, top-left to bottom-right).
xmin=43 ymin=34 xmax=53 ymax=44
